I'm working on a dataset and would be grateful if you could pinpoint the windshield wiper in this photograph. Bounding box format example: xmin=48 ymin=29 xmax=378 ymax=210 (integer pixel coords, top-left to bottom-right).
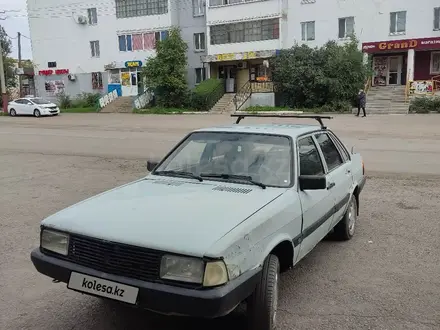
xmin=200 ymin=173 xmax=266 ymax=189
xmin=154 ymin=170 xmax=203 ymax=182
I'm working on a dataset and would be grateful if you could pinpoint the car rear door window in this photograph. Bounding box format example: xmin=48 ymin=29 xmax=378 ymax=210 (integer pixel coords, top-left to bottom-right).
xmin=298 ymin=136 xmax=324 ymax=176
xmin=314 ymin=133 xmax=343 ymax=172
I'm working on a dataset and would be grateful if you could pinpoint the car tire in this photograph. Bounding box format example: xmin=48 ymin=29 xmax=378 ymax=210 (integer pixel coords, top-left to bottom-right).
xmin=333 ymin=194 xmax=357 ymax=241
xmin=247 ymin=254 xmax=280 ymax=330
xmin=9 ymin=109 xmax=16 ymax=116
xmin=34 ymin=109 xmax=41 ymax=117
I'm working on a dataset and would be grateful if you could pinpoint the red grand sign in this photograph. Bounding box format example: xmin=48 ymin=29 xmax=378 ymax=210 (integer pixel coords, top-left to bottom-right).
xmin=362 ymin=37 xmax=440 ymax=53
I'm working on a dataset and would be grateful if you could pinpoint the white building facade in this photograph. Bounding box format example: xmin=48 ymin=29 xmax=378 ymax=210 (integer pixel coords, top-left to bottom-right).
xmin=27 ymin=0 xmax=440 ymax=100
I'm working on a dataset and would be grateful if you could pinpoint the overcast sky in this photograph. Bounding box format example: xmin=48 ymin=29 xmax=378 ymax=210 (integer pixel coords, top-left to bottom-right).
xmin=1 ymin=0 xmax=33 ymax=59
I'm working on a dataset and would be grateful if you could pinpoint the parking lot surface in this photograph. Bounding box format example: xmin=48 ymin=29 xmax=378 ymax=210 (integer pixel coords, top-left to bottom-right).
xmin=0 ymin=113 xmax=439 ymax=330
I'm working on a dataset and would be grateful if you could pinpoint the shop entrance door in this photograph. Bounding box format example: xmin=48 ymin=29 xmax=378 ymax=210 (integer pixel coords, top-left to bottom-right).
xmin=387 ymin=56 xmax=402 ymax=85
xmin=219 ymin=66 xmax=237 ymax=93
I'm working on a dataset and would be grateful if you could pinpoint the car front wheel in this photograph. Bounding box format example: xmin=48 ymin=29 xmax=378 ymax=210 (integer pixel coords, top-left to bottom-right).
xmin=247 ymin=254 xmax=280 ymax=330
xmin=34 ymin=109 xmax=41 ymax=117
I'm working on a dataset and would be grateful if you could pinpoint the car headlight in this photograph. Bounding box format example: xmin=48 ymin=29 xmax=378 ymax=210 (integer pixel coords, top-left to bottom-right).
xmin=41 ymin=229 xmax=69 ymax=256
xmin=160 ymin=255 xmax=204 ymax=284
xmin=160 ymin=255 xmax=229 ymax=287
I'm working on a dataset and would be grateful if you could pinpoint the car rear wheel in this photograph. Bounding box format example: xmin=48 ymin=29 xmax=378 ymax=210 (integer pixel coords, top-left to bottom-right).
xmin=34 ymin=109 xmax=41 ymax=117
xmin=247 ymin=254 xmax=280 ymax=330
xmin=333 ymin=194 xmax=357 ymax=240
xmin=9 ymin=108 xmax=16 ymax=116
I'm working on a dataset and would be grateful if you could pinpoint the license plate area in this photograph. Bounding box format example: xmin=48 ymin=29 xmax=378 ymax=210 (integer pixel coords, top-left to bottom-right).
xmin=67 ymin=272 xmax=139 ymax=304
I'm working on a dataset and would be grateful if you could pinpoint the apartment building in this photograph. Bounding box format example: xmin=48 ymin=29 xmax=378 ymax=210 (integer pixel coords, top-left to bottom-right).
xmin=27 ymin=0 xmax=207 ymax=99
xmin=27 ymin=0 xmax=440 ymax=100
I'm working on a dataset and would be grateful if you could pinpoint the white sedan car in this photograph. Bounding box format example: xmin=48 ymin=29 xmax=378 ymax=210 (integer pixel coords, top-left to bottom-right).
xmin=8 ymin=97 xmax=60 ymax=117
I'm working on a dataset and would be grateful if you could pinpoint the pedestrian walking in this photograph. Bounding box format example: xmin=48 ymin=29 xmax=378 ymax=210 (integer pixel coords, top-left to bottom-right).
xmin=356 ymin=89 xmax=366 ymax=117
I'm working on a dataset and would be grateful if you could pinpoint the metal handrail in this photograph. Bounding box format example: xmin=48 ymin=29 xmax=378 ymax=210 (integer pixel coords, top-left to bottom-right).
xmin=432 ymin=75 xmax=440 ymax=95
xmin=233 ymin=81 xmax=252 ymax=111
xmin=204 ymin=79 xmax=225 ymax=110
xmin=364 ymin=76 xmax=371 ymax=95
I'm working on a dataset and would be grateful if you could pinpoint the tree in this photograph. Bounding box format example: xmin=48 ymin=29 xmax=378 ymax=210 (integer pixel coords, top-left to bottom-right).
xmin=142 ymin=27 xmax=188 ymax=107
xmin=271 ymin=35 xmax=370 ymax=110
xmin=0 ymin=25 xmax=17 ymax=90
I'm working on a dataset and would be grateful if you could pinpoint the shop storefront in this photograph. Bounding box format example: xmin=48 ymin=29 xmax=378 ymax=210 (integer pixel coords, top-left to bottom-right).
xmin=106 ymin=60 xmax=145 ymax=97
xmin=362 ymin=37 xmax=440 ymax=91
xmin=202 ymin=50 xmax=278 ymax=93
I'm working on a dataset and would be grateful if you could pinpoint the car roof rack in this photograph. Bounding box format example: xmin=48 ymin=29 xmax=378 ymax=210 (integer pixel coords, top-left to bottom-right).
xmin=231 ymin=113 xmax=333 ymax=129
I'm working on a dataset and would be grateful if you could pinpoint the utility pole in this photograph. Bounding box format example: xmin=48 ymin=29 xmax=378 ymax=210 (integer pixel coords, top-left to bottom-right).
xmin=18 ymin=32 xmax=22 ymax=97
xmin=0 ymin=39 xmax=7 ymax=113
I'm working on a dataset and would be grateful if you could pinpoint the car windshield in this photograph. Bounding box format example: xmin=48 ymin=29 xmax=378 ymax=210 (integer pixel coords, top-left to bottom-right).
xmin=154 ymin=131 xmax=292 ymax=187
xmin=30 ymin=98 xmax=51 ymax=104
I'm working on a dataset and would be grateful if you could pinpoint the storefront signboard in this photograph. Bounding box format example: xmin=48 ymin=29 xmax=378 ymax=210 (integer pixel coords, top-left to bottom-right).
xmin=125 ymin=60 xmax=143 ymax=68
xmin=362 ymin=37 xmax=440 ymax=53
xmin=202 ymin=49 xmax=278 ymax=63
xmin=409 ymin=80 xmax=434 ymax=95
xmin=38 ymin=69 xmax=69 ymax=75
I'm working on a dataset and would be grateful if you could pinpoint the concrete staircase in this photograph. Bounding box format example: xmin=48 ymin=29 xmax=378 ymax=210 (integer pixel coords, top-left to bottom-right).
xmin=100 ymin=96 xmax=133 ymax=113
xmin=209 ymin=93 xmax=236 ymax=113
xmin=355 ymin=86 xmax=409 ymax=115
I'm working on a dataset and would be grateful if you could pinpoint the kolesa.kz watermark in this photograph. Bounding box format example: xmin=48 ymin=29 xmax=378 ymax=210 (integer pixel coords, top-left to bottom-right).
xmin=81 ymin=278 xmax=125 ymax=297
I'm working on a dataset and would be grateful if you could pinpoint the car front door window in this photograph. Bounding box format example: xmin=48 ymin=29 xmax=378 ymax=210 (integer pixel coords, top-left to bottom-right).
xmin=296 ymin=136 xmax=335 ymax=261
xmin=314 ymin=132 xmax=352 ymax=228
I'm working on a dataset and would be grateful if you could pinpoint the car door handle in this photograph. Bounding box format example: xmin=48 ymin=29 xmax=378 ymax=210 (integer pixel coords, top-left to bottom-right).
xmin=327 ymin=182 xmax=335 ymax=190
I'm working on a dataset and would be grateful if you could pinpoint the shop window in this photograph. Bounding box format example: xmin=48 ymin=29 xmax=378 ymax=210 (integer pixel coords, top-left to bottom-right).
xmin=121 ymin=69 xmax=131 ymax=86
xmin=92 ymin=72 xmax=103 ymax=89
xmin=390 ymin=11 xmax=406 ymax=34
xmin=195 ymin=68 xmax=206 ymax=84
xmin=431 ymin=52 xmax=440 ymax=75
xmin=338 ymin=17 xmax=354 ymax=39
xmin=48 ymin=61 xmax=57 ymax=68
xmin=194 ymin=33 xmax=206 ymax=51
xmin=210 ymin=18 xmax=279 ymax=45
xmin=434 ymin=7 xmax=440 ymax=30
xmin=193 ymin=0 xmax=205 ymax=16
xmin=87 ymin=8 xmax=97 ymax=25
xmin=90 ymin=40 xmax=100 ymax=57
xmin=250 ymin=63 xmax=271 ymax=82
xmin=115 ymin=0 xmax=168 ymax=18
xmin=301 ymin=21 xmax=315 ymax=41
xmin=109 ymin=69 xmax=121 ymax=84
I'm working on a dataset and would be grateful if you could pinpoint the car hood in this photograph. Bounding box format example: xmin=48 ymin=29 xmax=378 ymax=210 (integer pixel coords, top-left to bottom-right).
xmin=42 ymin=176 xmax=286 ymax=257
xmin=39 ymin=103 xmax=57 ymax=108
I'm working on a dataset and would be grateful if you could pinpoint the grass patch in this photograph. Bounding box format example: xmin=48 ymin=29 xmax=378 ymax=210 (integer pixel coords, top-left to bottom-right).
xmin=60 ymin=107 xmax=97 ymax=113
xmin=133 ymin=107 xmax=198 ymax=114
xmin=0 ymin=111 xmax=6 ymax=116
xmin=245 ymin=103 xmax=353 ymax=113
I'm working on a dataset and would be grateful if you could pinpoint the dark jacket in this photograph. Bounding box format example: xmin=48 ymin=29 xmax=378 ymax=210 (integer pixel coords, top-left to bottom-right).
xmin=358 ymin=92 xmax=366 ymax=107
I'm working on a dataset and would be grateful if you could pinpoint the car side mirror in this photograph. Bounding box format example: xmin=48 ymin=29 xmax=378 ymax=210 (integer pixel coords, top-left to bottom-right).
xmin=299 ymin=175 xmax=327 ymax=190
xmin=147 ymin=160 xmax=160 ymax=172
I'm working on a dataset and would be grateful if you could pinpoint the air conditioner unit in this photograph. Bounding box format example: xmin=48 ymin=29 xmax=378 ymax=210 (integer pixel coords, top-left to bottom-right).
xmin=77 ymin=16 xmax=88 ymax=24
xmin=68 ymin=74 xmax=76 ymax=81
xmin=237 ymin=62 xmax=247 ymax=69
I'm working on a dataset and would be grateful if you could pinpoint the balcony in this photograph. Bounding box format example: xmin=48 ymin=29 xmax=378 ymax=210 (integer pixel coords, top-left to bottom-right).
xmin=207 ymin=0 xmax=281 ymax=25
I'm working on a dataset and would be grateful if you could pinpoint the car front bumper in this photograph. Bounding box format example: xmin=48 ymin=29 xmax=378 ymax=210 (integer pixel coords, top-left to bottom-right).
xmin=30 ymin=248 xmax=261 ymax=318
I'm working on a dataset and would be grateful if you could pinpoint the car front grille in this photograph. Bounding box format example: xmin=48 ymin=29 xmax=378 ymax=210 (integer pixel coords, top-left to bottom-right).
xmin=47 ymin=106 xmax=58 ymax=110
xmin=67 ymin=234 xmax=164 ymax=283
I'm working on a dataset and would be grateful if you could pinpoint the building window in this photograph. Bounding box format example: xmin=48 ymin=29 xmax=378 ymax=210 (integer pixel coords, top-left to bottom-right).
xmin=47 ymin=61 xmax=57 ymax=68
xmin=90 ymin=41 xmax=100 ymax=57
xmin=87 ymin=8 xmax=97 ymax=24
xmin=194 ymin=33 xmax=205 ymax=51
xmin=115 ymin=0 xmax=168 ymax=18
xmin=301 ymin=21 xmax=315 ymax=41
xmin=390 ymin=11 xmax=406 ymax=34
xmin=92 ymin=72 xmax=103 ymax=89
xmin=195 ymin=68 xmax=206 ymax=84
xmin=338 ymin=17 xmax=354 ymax=39
xmin=434 ymin=7 xmax=440 ymax=30
xmin=118 ymin=31 xmax=167 ymax=51
xmin=193 ymin=0 xmax=205 ymax=16
xmin=210 ymin=18 xmax=279 ymax=45
xmin=431 ymin=52 xmax=440 ymax=75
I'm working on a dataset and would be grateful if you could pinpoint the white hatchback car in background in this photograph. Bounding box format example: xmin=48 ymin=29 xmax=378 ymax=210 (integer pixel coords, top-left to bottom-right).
xmin=8 ymin=97 xmax=60 ymax=117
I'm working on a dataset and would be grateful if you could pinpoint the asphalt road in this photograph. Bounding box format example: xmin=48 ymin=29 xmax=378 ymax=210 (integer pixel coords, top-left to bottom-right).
xmin=0 ymin=113 xmax=439 ymax=330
